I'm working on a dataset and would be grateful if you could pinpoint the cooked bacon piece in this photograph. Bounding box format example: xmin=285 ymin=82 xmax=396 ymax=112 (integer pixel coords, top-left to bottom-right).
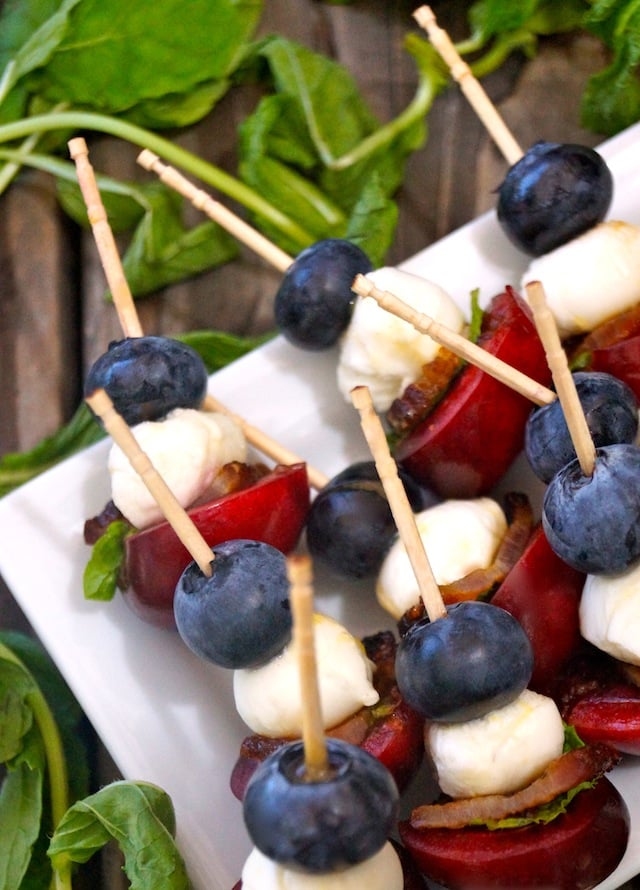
xmin=398 ymin=493 xmax=533 ymax=635
xmin=229 ymin=631 xmax=424 ymax=800
xmin=410 ymin=743 xmax=620 ymax=830
xmin=387 ymin=347 xmax=464 ymax=436
xmin=569 ymin=301 xmax=640 ymax=355
xmin=189 ymin=460 xmax=269 ymax=507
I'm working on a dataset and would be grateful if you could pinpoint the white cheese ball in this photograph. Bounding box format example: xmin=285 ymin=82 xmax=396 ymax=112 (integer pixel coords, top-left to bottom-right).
xmin=108 ymin=407 xmax=246 ymax=529
xmin=337 ymin=266 xmax=465 ymax=412
xmin=580 ymin=562 xmax=640 ymax=664
xmin=428 ymin=689 xmax=565 ymax=799
xmin=376 ymin=498 xmax=507 ymax=619
xmin=233 ymin=614 xmax=379 ymax=737
xmin=241 ymin=841 xmax=403 ymax=890
xmin=522 ymin=220 xmax=640 ymax=338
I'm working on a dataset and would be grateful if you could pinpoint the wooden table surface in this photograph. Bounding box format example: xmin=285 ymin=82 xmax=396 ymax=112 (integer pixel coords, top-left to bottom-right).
xmin=0 ymin=0 xmax=638 ymax=887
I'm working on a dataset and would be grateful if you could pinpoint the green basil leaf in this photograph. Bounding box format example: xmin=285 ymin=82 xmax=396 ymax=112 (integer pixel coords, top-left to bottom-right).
xmin=177 ymin=329 xmax=273 ymax=373
xmin=0 ymin=403 xmax=103 ymax=497
xmin=0 ymin=631 xmax=90 ymax=804
xmin=0 ymin=0 xmax=83 ymax=114
xmin=83 ymin=520 xmax=131 ymax=602
xmin=28 ymin=0 xmax=262 ymax=119
xmin=48 ymin=780 xmax=190 ymax=890
xmin=118 ymin=183 xmax=239 ymax=298
xmin=0 ymin=660 xmax=35 ymax=762
xmin=582 ymin=0 xmax=640 ymax=134
xmin=0 ymin=727 xmax=45 ymax=890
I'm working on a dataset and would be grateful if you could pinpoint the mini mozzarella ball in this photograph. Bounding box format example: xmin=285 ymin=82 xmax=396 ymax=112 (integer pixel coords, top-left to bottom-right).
xmin=376 ymin=498 xmax=507 ymax=619
xmin=233 ymin=614 xmax=379 ymax=737
xmin=521 ymin=221 xmax=640 ymax=338
xmin=580 ymin=562 xmax=640 ymax=664
xmin=108 ymin=408 xmax=246 ymax=529
xmin=241 ymin=842 xmax=403 ymax=890
xmin=428 ymin=689 xmax=565 ymax=799
xmin=337 ymin=267 xmax=465 ymax=412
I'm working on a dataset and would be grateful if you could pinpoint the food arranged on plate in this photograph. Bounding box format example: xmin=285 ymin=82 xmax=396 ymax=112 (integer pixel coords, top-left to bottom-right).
xmin=6 ymin=5 xmax=640 ymax=890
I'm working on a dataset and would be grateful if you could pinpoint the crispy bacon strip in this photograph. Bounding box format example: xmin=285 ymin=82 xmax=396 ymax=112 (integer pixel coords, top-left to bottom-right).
xmin=439 ymin=492 xmax=533 ymax=603
xmin=398 ymin=493 xmax=533 ymax=634
xmin=410 ymin=744 xmax=620 ymax=830
xmin=387 ymin=347 xmax=464 ymax=435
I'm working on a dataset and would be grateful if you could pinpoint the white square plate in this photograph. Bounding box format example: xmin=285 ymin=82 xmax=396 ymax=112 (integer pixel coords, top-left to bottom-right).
xmin=1 ymin=122 xmax=640 ymax=889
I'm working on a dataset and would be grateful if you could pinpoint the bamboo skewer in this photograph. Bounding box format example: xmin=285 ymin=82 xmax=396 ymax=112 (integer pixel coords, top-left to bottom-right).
xmin=413 ymin=6 xmax=523 ymax=166
xmin=287 ymin=554 xmax=330 ymax=781
xmin=69 ymin=139 xmax=327 ymax=490
xmin=352 ymin=273 xmax=555 ymax=407
xmin=351 ymin=385 xmax=448 ymax=623
xmin=137 ymin=149 xmax=294 ymax=274
xmin=86 ymin=388 xmax=214 ymax=575
xmin=525 ymin=281 xmax=596 ymax=476
xmin=68 ymin=137 xmax=143 ymax=338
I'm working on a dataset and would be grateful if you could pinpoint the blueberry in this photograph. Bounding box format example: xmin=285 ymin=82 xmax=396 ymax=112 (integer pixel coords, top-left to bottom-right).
xmin=173 ymin=540 xmax=291 ymax=669
xmin=395 ymin=601 xmax=533 ymax=723
xmin=497 ymin=142 xmax=613 ymax=256
xmin=306 ymin=460 xmax=435 ymax=579
xmin=84 ymin=335 xmax=208 ymax=426
xmin=243 ymin=738 xmax=398 ymax=873
xmin=543 ymin=443 xmax=640 ymax=575
xmin=526 ymin=372 xmax=639 ymax=483
xmin=274 ymin=239 xmax=373 ymax=350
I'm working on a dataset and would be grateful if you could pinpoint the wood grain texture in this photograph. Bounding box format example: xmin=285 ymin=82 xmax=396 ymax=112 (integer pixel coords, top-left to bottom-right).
xmin=0 ymin=1 xmax=636 ymax=887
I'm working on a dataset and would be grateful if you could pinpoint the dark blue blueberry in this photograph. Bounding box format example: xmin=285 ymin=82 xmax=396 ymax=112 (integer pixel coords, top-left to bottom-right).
xmin=497 ymin=142 xmax=613 ymax=256
xmin=395 ymin=601 xmax=533 ymax=723
xmin=543 ymin=443 xmax=640 ymax=574
xmin=274 ymin=239 xmax=373 ymax=350
xmin=306 ymin=460 xmax=436 ymax=579
xmin=173 ymin=540 xmax=291 ymax=669
xmin=84 ymin=335 xmax=208 ymax=426
xmin=243 ymin=738 xmax=398 ymax=873
xmin=526 ymin=372 xmax=638 ymax=483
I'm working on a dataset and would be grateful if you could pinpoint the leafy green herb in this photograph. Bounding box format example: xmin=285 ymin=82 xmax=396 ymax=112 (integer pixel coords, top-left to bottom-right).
xmin=0 ymin=403 xmax=104 ymax=498
xmin=83 ymin=519 xmax=132 ymax=602
xmin=48 ymin=781 xmax=190 ymax=889
xmin=0 ymin=633 xmax=190 ymax=889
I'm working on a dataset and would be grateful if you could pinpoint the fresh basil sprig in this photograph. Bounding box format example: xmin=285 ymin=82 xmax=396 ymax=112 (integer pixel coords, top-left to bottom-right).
xmin=0 ymin=632 xmax=190 ymax=890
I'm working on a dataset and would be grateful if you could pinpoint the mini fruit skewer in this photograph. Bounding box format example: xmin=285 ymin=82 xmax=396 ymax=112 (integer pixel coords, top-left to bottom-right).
xmin=347 ymin=390 xmax=628 ymax=890
xmin=71 ymin=138 xmax=313 ymax=626
xmin=237 ymin=554 xmax=416 ymax=889
xmin=70 ymin=136 xmax=328 ymax=491
xmin=138 ymin=148 xmax=373 ymax=351
xmin=413 ymin=5 xmax=613 ymax=257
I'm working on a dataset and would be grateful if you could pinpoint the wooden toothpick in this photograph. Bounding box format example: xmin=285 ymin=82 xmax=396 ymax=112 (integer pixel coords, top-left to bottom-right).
xmin=287 ymin=554 xmax=330 ymax=781
xmin=204 ymin=395 xmax=328 ymax=491
xmin=525 ymin=281 xmax=597 ymax=476
xmin=352 ymin=274 xmax=555 ymax=407
xmin=137 ymin=149 xmax=294 ymax=274
xmin=86 ymin=388 xmax=214 ymax=575
xmin=350 ymin=385 xmax=448 ymax=623
xmin=413 ymin=6 xmax=523 ymax=166
xmin=68 ymin=137 xmax=143 ymax=338
xmin=71 ymin=140 xmax=325 ymax=490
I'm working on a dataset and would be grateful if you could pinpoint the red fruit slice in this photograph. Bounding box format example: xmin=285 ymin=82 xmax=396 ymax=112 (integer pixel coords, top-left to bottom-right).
xmin=491 ymin=525 xmax=584 ymax=694
xmin=566 ymin=683 xmax=640 ymax=756
xmin=393 ymin=287 xmax=551 ymax=499
xmin=399 ymin=777 xmax=629 ymax=890
xmin=122 ymin=463 xmax=310 ymax=628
